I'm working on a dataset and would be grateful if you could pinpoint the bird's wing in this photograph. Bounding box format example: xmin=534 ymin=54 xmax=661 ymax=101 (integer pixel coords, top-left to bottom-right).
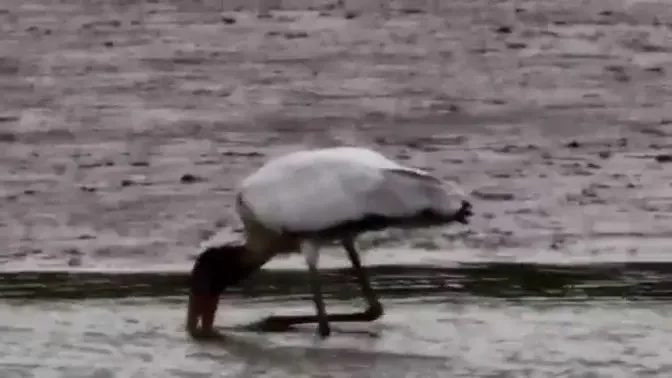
xmin=239 ymin=160 xmax=466 ymax=234
xmin=238 ymin=159 xmax=384 ymax=233
xmin=367 ymin=168 xmax=466 ymax=219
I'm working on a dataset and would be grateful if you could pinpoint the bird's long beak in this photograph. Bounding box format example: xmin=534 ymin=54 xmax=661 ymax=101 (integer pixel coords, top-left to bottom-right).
xmin=186 ymin=292 xmax=219 ymax=337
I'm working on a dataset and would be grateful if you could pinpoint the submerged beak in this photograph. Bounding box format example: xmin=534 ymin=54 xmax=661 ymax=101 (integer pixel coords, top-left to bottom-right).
xmin=186 ymin=244 xmax=263 ymax=338
xmin=186 ymin=292 xmax=220 ymax=337
xmin=186 ymin=261 xmax=222 ymax=337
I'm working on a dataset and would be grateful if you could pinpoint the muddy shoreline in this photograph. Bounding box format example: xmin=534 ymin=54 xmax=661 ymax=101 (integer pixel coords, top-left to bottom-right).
xmin=4 ymin=261 xmax=672 ymax=300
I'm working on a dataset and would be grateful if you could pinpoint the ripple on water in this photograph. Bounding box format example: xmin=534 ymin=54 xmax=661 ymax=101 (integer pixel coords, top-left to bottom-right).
xmin=2 ymin=299 xmax=672 ymax=376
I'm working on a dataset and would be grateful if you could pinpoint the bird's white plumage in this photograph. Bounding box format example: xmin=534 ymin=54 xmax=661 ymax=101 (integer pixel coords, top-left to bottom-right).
xmin=237 ymin=147 xmax=467 ymax=234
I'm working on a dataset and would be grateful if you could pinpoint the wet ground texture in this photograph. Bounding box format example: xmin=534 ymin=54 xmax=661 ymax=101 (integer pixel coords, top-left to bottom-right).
xmin=1 ymin=0 xmax=672 ymax=376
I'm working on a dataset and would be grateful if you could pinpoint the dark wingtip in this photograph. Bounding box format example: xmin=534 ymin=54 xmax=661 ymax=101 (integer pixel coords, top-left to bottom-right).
xmin=455 ymin=200 xmax=473 ymax=224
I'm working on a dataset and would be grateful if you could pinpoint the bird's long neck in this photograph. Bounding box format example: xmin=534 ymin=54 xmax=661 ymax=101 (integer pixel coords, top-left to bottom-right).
xmin=241 ymin=232 xmax=297 ymax=265
xmin=240 ymin=218 xmax=299 ymax=263
xmin=237 ymin=192 xmax=299 ymax=262
xmin=240 ymin=237 xmax=275 ymax=267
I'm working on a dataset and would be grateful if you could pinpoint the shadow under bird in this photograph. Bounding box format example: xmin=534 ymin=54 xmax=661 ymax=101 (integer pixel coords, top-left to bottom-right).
xmin=186 ymin=146 xmax=474 ymax=338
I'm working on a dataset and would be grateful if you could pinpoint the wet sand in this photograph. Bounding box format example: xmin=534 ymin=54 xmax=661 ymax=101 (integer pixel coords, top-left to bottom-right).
xmin=3 ymin=298 xmax=672 ymax=377
xmin=1 ymin=0 xmax=671 ymax=269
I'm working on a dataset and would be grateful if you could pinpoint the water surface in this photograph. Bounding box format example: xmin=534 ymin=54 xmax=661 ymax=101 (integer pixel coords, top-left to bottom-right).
xmin=2 ymin=297 xmax=672 ymax=377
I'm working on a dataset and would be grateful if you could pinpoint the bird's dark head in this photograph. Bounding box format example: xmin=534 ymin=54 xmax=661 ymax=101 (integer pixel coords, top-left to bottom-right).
xmin=186 ymin=244 xmax=263 ymax=336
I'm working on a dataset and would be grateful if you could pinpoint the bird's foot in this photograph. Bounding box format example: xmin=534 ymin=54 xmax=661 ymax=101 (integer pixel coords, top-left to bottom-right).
xmin=317 ymin=322 xmax=331 ymax=338
xmin=363 ymin=302 xmax=384 ymax=320
xmin=187 ymin=327 xmax=225 ymax=341
xmin=244 ymin=316 xmax=296 ymax=333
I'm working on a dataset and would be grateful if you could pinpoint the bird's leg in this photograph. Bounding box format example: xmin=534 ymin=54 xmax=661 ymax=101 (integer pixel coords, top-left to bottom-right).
xmin=303 ymin=240 xmax=331 ymax=338
xmin=341 ymin=238 xmax=384 ymax=321
xmin=248 ymin=239 xmax=383 ymax=336
xmin=251 ymin=240 xmax=331 ymax=338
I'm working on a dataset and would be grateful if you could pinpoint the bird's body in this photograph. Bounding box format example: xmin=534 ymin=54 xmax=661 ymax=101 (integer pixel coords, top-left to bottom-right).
xmin=237 ymin=147 xmax=466 ymax=257
xmin=186 ymin=147 xmax=473 ymax=339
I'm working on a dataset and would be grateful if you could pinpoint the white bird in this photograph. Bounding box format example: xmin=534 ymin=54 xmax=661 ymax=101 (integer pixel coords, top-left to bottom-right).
xmin=186 ymin=146 xmax=473 ymax=338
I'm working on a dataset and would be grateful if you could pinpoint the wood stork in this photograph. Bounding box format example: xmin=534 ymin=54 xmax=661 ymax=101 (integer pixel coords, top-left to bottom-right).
xmin=186 ymin=146 xmax=473 ymax=338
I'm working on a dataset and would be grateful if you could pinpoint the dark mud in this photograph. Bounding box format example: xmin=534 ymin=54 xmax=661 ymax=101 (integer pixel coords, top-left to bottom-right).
xmin=5 ymin=262 xmax=672 ymax=300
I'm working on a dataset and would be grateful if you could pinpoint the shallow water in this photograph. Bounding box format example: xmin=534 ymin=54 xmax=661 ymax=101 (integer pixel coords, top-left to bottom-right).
xmin=2 ymin=298 xmax=672 ymax=377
